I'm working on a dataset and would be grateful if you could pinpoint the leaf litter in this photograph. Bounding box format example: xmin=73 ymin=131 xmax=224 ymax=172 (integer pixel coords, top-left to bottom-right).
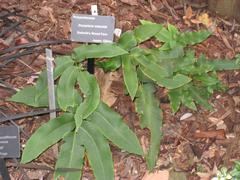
xmin=1 ymin=0 xmax=240 ymax=179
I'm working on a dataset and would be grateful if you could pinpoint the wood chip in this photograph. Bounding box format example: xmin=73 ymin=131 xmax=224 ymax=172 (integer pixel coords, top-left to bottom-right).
xmin=194 ymin=129 xmax=226 ymax=140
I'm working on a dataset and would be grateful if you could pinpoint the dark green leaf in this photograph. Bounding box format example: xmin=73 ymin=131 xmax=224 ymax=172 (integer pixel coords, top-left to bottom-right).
xmin=57 ymin=66 xmax=78 ymax=111
xmin=155 ymin=27 xmax=172 ymax=42
xmin=9 ymin=86 xmax=49 ymax=107
xmin=118 ymin=31 xmax=137 ymax=50
xmin=73 ymin=44 xmax=128 ymax=61
xmin=122 ymin=55 xmax=138 ymax=100
xmin=96 ymin=56 xmax=121 ymax=72
xmin=35 ymin=70 xmax=48 ymax=103
xmin=54 ymin=56 xmax=74 ymax=77
xmin=140 ymin=65 xmax=192 ymax=89
xmin=135 ymin=55 xmax=169 ymax=77
xmin=168 ymin=89 xmax=181 ymax=113
xmin=188 ymin=85 xmax=212 ymax=110
xmin=21 ymin=113 xmax=75 ymax=163
xmin=181 ymin=92 xmax=197 ymax=110
xmin=134 ymin=24 xmax=162 ymax=43
xmin=178 ymin=30 xmax=211 ymax=46
xmin=79 ymin=121 xmax=114 ymax=180
xmin=9 ymin=86 xmax=37 ymax=107
xmin=75 ymin=70 xmax=100 ymax=129
xmin=209 ymin=60 xmax=240 ymax=71
xmin=54 ymin=132 xmax=85 ymax=180
xmin=88 ymin=102 xmax=143 ymax=155
xmin=135 ymin=83 xmax=163 ymax=170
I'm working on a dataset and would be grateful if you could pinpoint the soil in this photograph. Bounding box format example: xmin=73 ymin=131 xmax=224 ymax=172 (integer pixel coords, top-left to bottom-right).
xmin=0 ymin=0 xmax=240 ymax=179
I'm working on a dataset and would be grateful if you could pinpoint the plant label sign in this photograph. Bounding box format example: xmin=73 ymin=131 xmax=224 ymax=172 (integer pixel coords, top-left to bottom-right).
xmin=71 ymin=14 xmax=115 ymax=43
xmin=0 ymin=126 xmax=20 ymax=158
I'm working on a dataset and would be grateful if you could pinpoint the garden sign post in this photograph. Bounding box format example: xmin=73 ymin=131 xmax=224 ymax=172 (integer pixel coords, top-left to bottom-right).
xmin=0 ymin=126 xmax=20 ymax=180
xmin=71 ymin=5 xmax=116 ymax=74
xmin=45 ymin=48 xmax=56 ymax=119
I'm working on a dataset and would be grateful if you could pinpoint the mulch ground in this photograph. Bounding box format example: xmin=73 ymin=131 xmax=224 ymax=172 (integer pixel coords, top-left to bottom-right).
xmin=0 ymin=0 xmax=240 ymax=179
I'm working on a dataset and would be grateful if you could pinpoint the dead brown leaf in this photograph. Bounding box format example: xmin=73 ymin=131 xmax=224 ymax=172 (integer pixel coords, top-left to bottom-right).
xmin=62 ymin=21 xmax=70 ymax=38
xmin=183 ymin=6 xmax=194 ymax=26
xmin=95 ymin=69 xmax=119 ymax=106
xmin=196 ymin=13 xmax=213 ymax=27
xmin=120 ymin=0 xmax=138 ymax=6
xmin=39 ymin=6 xmax=57 ymax=24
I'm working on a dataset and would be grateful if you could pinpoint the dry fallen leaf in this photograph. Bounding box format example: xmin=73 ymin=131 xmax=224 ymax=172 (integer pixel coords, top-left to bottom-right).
xmin=197 ymin=13 xmax=213 ymax=27
xmin=120 ymin=0 xmax=138 ymax=6
xmin=184 ymin=6 xmax=193 ymax=19
xmin=183 ymin=6 xmax=194 ymax=26
xmin=62 ymin=21 xmax=70 ymax=38
xmin=197 ymin=163 xmax=218 ymax=180
xmin=39 ymin=6 xmax=57 ymax=24
xmin=142 ymin=170 xmax=169 ymax=180
xmin=95 ymin=69 xmax=119 ymax=106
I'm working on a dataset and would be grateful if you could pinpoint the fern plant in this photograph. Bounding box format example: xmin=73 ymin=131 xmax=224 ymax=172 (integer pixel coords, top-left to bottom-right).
xmin=10 ymin=20 xmax=240 ymax=179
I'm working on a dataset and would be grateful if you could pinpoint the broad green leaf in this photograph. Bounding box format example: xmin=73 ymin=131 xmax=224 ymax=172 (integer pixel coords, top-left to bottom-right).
xmin=21 ymin=113 xmax=75 ymax=163
xmin=35 ymin=70 xmax=48 ymax=103
xmin=137 ymin=67 xmax=154 ymax=83
xmin=118 ymin=31 xmax=137 ymax=50
xmin=33 ymin=57 xmax=74 ymax=105
xmin=135 ymin=83 xmax=163 ymax=170
xmin=209 ymin=60 xmax=240 ymax=71
xmin=57 ymin=66 xmax=78 ymax=111
xmin=168 ymin=89 xmax=181 ymax=113
xmin=140 ymin=19 xmax=155 ymax=25
xmin=54 ymin=56 xmax=74 ymax=77
xmin=173 ymin=50 xmax=196 ymax=72
xmin=88 ymin=102 xmax=143 ymax=155
xmin=155 ymin=27 xmax=172 ymax=42
xmin=181 ymin=92 xmax=197 ymax=111
xmin=122 ymin=55 xmax=138 ymax=100
xmin=75 ymin=70 xmax=100 ymax=129
xmin=9 ymin=86 xmax=37 ymax=107
xmin=140 ymin=65 xmax=192 ymax=89
xmin=54 ymin=133 xmax=85 ymax=180
xmin=96 ymin=56 xmax=121 ymax=72
xmin=73 ymin=44 xmax=128 ymax=61
xmin=194 ymin=74 xmax=219 ymax=86
xmin=178 ymin=30 xmax=211 ymax=46
xmin=134 ymin=24 xmax=162 ymax=43
xmin=9 ymin=86 xmax=49 ymax=107
xmin=188 ymin=85 xmax=212 ymax=110
xmin=36 ymin=87 xmax=49 ymax=107
xmin=157 ymin=46 xmax=184 ymax=60
xmin=135 ymin=55 xmax=169 ymax=77
xmin=167 ymin=24 xmax=179 ymax=38
xmin=159 ymin=43 xmax=171 ymax=50
xmin=79 ymin=121 xmax=114 ymax=180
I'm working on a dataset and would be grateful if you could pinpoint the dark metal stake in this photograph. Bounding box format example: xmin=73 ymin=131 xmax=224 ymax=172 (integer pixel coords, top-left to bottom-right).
xmin=0 ymin=158 xmax=10 ymax=180
xmin=87 ymin=58 xmax=95 ymax=74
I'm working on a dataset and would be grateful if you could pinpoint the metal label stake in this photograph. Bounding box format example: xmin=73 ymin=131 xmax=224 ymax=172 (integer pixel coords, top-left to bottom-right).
xmin=0 ymin=158 xmax=10 ymax=180
xmin=45 ymin=48 xmax=56 ymax=119
xmin=87 ymin=5 xmax=99 ymax=74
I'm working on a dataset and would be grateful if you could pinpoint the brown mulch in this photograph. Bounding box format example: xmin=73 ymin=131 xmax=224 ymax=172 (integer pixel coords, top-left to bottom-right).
xmin=1 ymin=0 xmax=240 ymax=179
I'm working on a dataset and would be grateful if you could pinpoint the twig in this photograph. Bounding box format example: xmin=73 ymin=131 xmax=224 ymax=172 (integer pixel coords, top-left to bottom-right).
xmin=0 ymin=109 xmax=60 ymax=124
xmin=162 ymin=0 xmax=180 ymax=20
xmin=0 ymin=19 xmax=24 ymax=38
xmin=0 ymin=39 xmax=72 ymax=55
xmin=7 ymin=162 xmax=82 ymax=172
xmin=0 ymin=49 xmax=43 ymax=66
